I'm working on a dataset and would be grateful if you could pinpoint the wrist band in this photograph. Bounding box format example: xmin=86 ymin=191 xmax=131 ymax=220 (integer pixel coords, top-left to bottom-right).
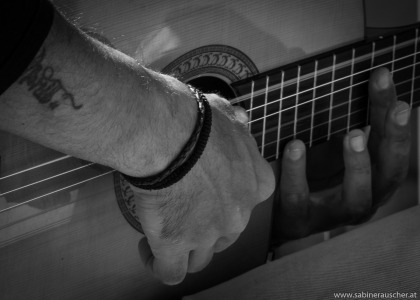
xmin=121 ymin=86 xmax=212 ymax=190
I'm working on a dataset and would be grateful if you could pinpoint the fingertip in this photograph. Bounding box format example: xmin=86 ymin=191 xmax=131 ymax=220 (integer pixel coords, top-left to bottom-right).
xmin=187 ymin=248 xmax=214 ymax=274
xmin=213 ymin=236 xmax=234 ymax=253
xmin=280 ymin=139 xmax=308 ymax=198
xmin=285 ymin=139 xmax=305 ymax=161
xmin=345 ymin=129 xmax=366 ymax=153
xmin=155 ymin=253 xmax=189 ymax=285
xmin=392 ymin=101 xmax=411 ymax=127
xmin=138 ymin=239 xmax=188 ymax=285
xmin=371 ymin=67 xmax=392 ymax=91
xmin=161 ymin=270 xmax=187 ymax=286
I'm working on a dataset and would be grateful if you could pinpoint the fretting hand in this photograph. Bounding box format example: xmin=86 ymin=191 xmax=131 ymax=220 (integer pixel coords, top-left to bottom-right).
xmin=273 ymin=68 xmax=411 ymax=240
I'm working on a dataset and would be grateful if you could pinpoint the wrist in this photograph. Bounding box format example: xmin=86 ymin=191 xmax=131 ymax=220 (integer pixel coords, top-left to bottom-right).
xmin=112 ymin=71 xmax=198 ymax=177
xmin=121 ymin=85 xmax=211 ymax=189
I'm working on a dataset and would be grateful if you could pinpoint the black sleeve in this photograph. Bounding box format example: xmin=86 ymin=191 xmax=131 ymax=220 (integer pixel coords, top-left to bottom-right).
xmin=0 ymin=0 xmax=54 ymax=95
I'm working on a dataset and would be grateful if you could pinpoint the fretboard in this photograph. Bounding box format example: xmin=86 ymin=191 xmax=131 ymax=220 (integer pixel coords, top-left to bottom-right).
xmin=232 ymin=23 xmax=420 ymax=162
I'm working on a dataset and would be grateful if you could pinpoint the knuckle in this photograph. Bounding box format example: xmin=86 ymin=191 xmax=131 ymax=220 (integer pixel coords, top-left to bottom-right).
xmin=350 ymin=162 xmax=371 ymax=175
xmin=383 ymin=169 xmax=408 ymax=191
xmin=257 ymin=169 xmax=276 ymax=202
xmin=280 ymin=192 xmax=310 ymax=218
xmin=388 ymin=134 xmax=411 ymax=155
xmin=283 ymin=190 xmax=309 ymax=203
xmin=229 ymin=207 xmax=251 ymax=234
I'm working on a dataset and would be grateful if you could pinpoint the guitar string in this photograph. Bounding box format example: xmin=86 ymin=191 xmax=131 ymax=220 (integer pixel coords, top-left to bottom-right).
xmin=0 ymin=62 xmax=418 ymax=195
xmin=1 ymin=37 xmax=419 ymax=203
xmin=0 ymin=105 xmax=369 ymax=198
xmin=263 ymin=79 xmax=419 ymax=163
xmin=346 ymin=48 xmax=356 ymax=134
xmin=261 ymin=85 xmax=420 ymax=151
xmin=410 ymin=29 xmax=419 ymax=107
xmin=262 ymin=108 xmax=368 ymax=150
xmin=245 ymin=48 xmax=420 ymax=117
xmin=251 ymin=95 xmax=368 ymax=141
xmin=248 ymin=69 xmax=419 ymax=126
xmin=0 ymin=155 xmax=71 ymax=181
xmin=231 ymin=35 xmax=419 ymax=107
xmin=0 ymin=162 xmax=95 ymax=197
xmin=0 ymin=170 xmax=115 ymax=214
xmin=2 ymin=85 xmax=420 ymax=212
xmin=264 ymin=120 xmax=366 ymax=162
xmin=1 ymin=41 xmax=417 ymax=182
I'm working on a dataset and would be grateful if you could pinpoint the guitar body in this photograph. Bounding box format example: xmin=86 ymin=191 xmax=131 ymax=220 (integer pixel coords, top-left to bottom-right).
xmin=0 ymin=1 xmax=365 ymax=299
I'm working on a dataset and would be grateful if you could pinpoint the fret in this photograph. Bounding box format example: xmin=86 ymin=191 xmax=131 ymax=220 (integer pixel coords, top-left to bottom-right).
xmin=393 ymin=29 xmax=419 ymax=106
xmin=414 ymin=34 xmax=420 ymax=109
xmin=230 ymin=22 xmax=420 ymax=162
xmin=265 ymin=77 xmax=287 ymax=159
xmin=250 ymin=73 xmax=287 ymax=159
xmin=249 ymin=80 xmax=255 ymax=131
xmin=371 ymin=42 xmax=376 ymax=69
xmin=294 ymin=66 xmax=301 ymax=139
xmin=330 ymin=50 xmax=353 ymax=136
xmin=275 ymin=67 xmax=299 ymax=155
xmin=391 ymin=35 xmax=397 ymax=73
xmin=347 ymin=49 xmax=356 ymax=133
xmin=309 ymin=60 xmax=318 ymax=147
xmin=296 ymin=60 xmax=319 ymax=144
xmin=247 ymin=77 xmax=267 ymax=151
xmin=275 ymin=71 xmax=285 ymax=159
xmin=410 ymin=29 xmax=419 ymax=107
xmin=311 ymin=55 xmax=335 ymax=144
xmin=372 ymin=35 xmax=395 ymax=70
xmin=367 ymin=41 xmax=375 ymax=125
xmin=327 ymin=54 xmax=336 ymax=140
xmin=261 ymin=76 xmax=269 ymax=156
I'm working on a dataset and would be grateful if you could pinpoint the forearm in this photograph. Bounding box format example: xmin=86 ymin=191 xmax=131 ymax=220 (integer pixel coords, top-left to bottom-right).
xmin=0 ymin=8 xmax=196 ymax=176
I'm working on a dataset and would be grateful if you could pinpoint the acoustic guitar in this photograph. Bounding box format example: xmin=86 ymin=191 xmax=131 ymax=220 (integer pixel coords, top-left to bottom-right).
xmin=0 ymin=0 xmax=418 ymax=299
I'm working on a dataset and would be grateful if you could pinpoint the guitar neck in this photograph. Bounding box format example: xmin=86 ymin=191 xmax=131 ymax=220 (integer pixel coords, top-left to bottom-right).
xmin=232 ymin=23 xmax=420 ymax=162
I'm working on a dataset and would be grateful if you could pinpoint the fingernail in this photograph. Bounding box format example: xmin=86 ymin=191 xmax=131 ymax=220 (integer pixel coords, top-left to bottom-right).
xmin=376 ymin=70 xmax=391 ymax=90
xmin=394 ymin=102 xmax=410 ymax=126
xmin=350 ymin=135 xmax=364 ymax=152
xmin=288 ymin=141 xmax=304 ymax=161
xmin=288 ymin=149 xmax=303 ymax=161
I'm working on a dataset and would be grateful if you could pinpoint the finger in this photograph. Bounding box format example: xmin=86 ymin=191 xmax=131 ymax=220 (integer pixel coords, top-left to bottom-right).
xmin=369 ymin=68 xmax=396 ymax=136
xmin=213 ymin=233 xmax=240 ymax=253
xmin=138 ymin=238 xmax=189 ymax=285
xmin=187 ymin=247 xmax=214 ymax=273
xmin=383 ymin=100 xmax=411 ymax=160
xmin=280 ymin=140 xmax=309 ymax=219
xmin=233 ymin=106 xmax=249 ymax=125
xmin=368 ymin=68 xmax=397 ymax=159
xmin=342 ymin=130 xmax=372 ymax=222
xmin=373 ymin=100 xmax=411 ymax=207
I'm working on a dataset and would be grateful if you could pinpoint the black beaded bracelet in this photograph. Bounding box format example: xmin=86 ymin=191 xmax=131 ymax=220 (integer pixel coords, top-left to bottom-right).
xmin=121 ymin=86 xmax=212 ymax=190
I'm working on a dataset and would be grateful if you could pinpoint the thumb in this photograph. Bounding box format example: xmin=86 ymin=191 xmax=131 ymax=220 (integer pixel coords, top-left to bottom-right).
xmin=233 ymin=106 xmax=249 ymax=125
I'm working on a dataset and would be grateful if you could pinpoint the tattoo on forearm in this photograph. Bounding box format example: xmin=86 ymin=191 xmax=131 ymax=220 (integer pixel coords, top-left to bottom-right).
xmin=18 ymin=48 xmax=83 ymax=111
